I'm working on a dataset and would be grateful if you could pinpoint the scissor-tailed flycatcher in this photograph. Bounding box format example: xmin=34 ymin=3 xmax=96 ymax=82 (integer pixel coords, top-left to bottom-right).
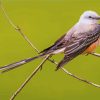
xmin=0 ymin=10 xmax=100 ymax=72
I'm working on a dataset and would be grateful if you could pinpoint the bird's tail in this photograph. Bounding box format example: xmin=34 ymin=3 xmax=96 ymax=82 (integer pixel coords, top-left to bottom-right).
xmin=0 ymin=54 xmax=43 ymax=73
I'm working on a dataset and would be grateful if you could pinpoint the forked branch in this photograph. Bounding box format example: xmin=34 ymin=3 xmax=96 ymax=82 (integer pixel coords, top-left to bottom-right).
xmin=10 ymin=55 xmax=50 ymax=100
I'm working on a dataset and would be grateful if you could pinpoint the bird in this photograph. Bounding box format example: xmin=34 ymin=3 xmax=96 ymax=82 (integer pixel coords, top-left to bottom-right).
xmin=0 ymin=10 xmax=100 ymax=72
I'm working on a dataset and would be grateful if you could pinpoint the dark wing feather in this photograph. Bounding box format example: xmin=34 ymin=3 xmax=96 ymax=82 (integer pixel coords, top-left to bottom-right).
xmin=40 ymin=25 xmax=76 ymax=55
xmin=40 ymin=34 xmax=67 ymax=54
xmin=56 ymin=25 xmax=100 ymax=70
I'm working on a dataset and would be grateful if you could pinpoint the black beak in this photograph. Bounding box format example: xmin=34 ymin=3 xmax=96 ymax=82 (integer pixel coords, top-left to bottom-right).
xmin=93 ymin=16 xmax=100 ymax=20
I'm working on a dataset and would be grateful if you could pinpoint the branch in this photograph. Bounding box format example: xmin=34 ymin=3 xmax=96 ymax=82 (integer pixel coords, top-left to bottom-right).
xmin=47 ymin=59 xmax=100 ymax=88
xmin=61 ymin=67 xmax=100 ymax=88
xmin=10 ymin=55 xmax=50 ymax=100
xmin=0 ymin=2 xmax=39 ymax=53
xmin=90 ymin=52 xmax=100 ymax=57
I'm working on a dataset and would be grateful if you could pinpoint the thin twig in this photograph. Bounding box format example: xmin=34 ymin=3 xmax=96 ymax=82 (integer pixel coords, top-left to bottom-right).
xmin=0 ymin=1 xmax=100 ymax=100
xmin=0 ymin=2 xmax=39 ymax=53
xmin=10 ymin=55 xmax=50 ymax=100
xmin=47 ymin=60 xmax=100 ymax=88
xmin=61 ymin=67 xmax=100 ymax=88
xmin=0 ymin=1 xmax=16 ymax=29
xmin=91 ymin=52 xmax=100 ymax=57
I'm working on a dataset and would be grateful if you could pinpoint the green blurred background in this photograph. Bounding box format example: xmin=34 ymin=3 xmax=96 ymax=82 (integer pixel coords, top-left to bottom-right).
xmin=0 ymin=0 xmax=100 ymax=100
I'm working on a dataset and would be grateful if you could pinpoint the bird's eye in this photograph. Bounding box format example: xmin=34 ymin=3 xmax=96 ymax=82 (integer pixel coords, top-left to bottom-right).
xmin=88 ymin=16 xmax=92 ymax=18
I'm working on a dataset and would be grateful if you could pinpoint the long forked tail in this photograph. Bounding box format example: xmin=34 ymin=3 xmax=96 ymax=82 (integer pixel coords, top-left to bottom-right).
xmin=0 ymin=54 xmax=43 ymax=73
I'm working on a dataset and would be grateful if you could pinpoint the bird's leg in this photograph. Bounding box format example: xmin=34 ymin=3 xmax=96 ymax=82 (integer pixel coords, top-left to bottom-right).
xmin=90 ymin=52 xmax=100 ymax=57
xmin=84 ymin=53 xmax=89 ymax=56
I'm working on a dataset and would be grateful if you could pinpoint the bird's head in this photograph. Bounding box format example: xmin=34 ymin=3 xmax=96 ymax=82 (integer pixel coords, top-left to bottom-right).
xmin=79 ymin=11 xmax=100 ymax=24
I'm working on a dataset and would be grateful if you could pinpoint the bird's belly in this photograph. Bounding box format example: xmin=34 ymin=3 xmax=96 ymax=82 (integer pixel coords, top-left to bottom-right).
xmin=53 ymin=48 xmax=65 ymax=54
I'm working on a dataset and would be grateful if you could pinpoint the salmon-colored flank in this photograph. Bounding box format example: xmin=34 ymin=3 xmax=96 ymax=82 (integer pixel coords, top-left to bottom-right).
xmin=84 ymin=39 xmax=100 ymax=53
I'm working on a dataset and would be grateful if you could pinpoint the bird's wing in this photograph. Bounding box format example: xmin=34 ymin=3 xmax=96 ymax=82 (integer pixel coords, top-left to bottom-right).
xmin=40 ymin=25 xmax=76 ymax=55
xmin=56 ymin=25 xmax=100 ymax=70
xmin=40 ymin=34 xmax=66 ymax=54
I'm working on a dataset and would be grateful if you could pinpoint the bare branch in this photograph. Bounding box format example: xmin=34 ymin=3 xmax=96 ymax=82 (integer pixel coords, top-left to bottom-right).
xmin=0 ymin=1 xmax=16 ymax=29
xmin=91 ymin=52 xmax=100 ymax=57
xmin=0 ymin=1 xmax=39 ymax=53
xmin=10 ymin=54 xmax=100 ymax=100
xmin=61 ymin=67 xmax=100 ymax=88
xmin=10 ymin=55 xmax=50 ymax=100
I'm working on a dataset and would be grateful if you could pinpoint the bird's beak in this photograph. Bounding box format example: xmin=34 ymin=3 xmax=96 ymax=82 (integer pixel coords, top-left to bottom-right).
xmin=93 ymin=16 xmax=100 ymax=20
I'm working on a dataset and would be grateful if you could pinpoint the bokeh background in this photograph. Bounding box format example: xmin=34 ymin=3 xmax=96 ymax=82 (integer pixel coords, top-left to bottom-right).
xmin=0 ymin=0 xmax=100 ymax=100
